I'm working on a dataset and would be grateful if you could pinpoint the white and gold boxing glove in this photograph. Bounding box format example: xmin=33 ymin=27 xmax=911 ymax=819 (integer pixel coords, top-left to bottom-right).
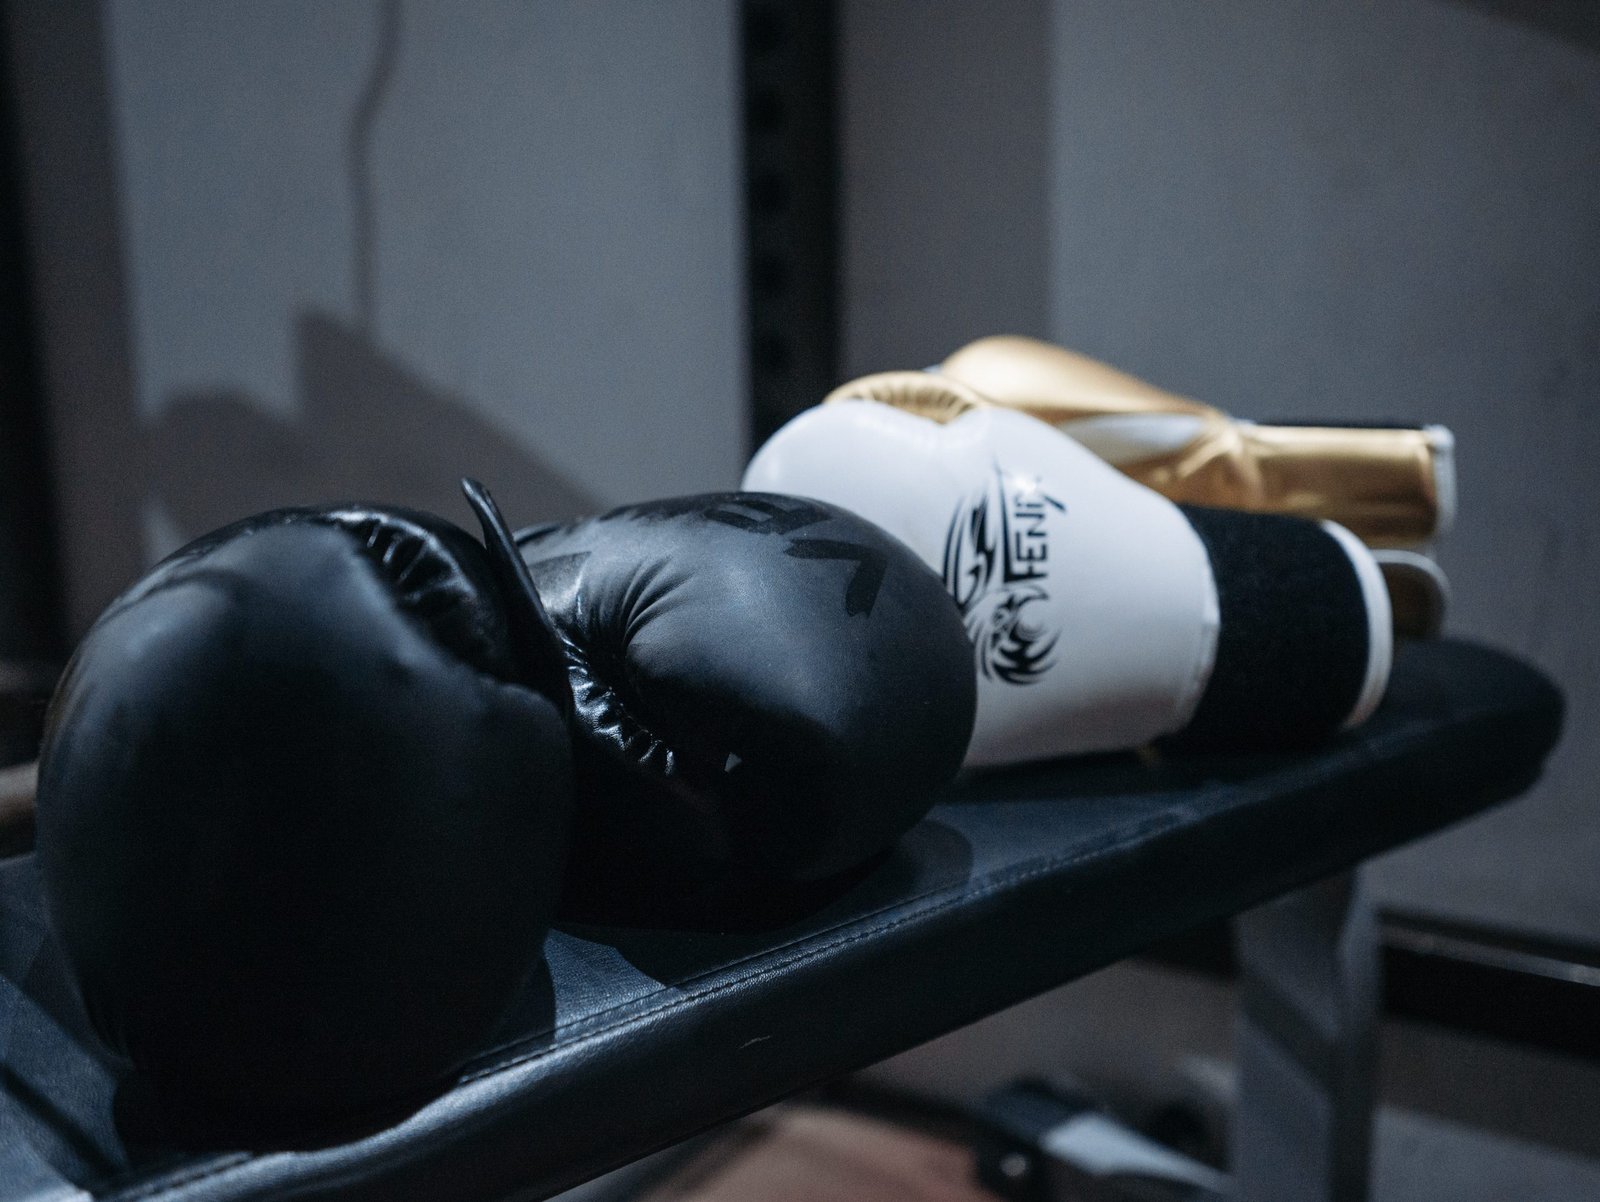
xmin=851 ymin=351 xmax=1451 ymax=638
xmin=744 ymin=381 xmax=1392 ymax=768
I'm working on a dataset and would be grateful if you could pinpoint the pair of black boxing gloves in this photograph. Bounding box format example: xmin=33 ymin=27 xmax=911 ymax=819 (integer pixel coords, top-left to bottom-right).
xmin=35 ymin=481 xmax=978 ymax=1128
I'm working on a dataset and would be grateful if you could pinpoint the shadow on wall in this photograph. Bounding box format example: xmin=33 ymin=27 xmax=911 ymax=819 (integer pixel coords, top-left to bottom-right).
xmin=143 ymin=310 xmax=600 ymax=545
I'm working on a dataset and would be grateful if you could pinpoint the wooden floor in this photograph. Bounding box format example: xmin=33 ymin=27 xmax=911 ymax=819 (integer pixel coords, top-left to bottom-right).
xmin=637 ymin=1107 xmax=1003 ymax=1202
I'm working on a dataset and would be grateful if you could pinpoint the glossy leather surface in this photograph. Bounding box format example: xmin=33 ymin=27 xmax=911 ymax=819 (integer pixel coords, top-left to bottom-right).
xmin=33 ymin=502 xmax=573 ymax=1127
xmin=515 ymin=493 xmax=977 ymax=909
xmin=0 ymin=639 xmax=1560 ymax=1201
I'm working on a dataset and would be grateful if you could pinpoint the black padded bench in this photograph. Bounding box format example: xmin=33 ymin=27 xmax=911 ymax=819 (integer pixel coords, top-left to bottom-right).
xmin=0 ymin=639 xmax=1563 ymax=1201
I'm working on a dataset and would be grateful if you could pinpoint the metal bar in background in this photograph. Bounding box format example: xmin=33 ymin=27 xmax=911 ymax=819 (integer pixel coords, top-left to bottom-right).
xmin=1144 ymin=909 xmax=1600 ymax=1063
xmin=740 ymin=0 xmax=840 ymax=451
xmin=3 ymin=0 xmax=147 ymax=637
xmin=0 ymin=6 xmax=65 ymax=771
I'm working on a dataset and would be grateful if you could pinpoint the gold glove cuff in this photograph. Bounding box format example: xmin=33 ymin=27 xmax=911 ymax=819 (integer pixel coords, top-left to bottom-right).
xmin=1125 ymin=422 xmax=1452 ymax=549
xmin=940 ymin=336 xmax=1452 ymax=548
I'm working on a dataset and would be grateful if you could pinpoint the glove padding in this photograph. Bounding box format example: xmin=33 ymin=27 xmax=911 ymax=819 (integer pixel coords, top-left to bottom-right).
xmin=514 ymin=492 xmax=976 ymax=913
xmin=37 ymin=490 xmax=573 ymax=1128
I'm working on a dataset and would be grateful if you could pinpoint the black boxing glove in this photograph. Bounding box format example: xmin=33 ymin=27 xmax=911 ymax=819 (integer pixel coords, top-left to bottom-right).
xmin=507 ymin=492 xmax=977 ymax=911
xmin=36 ymin=486 xmax=572 ymax=1126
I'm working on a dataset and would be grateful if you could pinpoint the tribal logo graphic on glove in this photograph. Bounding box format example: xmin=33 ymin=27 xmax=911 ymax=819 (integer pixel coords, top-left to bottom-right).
xmin=942 ymin=466 xmax=1066 ymax=686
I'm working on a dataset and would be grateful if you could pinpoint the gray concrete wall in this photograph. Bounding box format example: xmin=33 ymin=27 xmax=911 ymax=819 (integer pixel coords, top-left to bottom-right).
xmin=9 ymin=0 xmax=744 ymax=631
xmin=843 ymin=0 xmax=1600 ymax=943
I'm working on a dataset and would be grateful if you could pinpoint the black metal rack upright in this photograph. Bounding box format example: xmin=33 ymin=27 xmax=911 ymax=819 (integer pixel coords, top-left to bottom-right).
xmin=0 ymin=10 xmax=64 ymax=772
xmin=740 ymin=1 xmax=839 ymax=450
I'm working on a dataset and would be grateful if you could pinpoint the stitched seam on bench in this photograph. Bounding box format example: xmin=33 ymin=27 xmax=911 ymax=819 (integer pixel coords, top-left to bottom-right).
xmin=461 ymin=712 xmax=1451 ymax=1079
xmin=459 ymin=811 xmax=1186 ymax=1084
xmin=467 ymin=836 xmax=1143 ymax=1067
xmin=100 ymin=834 xmax=1130 ymax=1202
xmin=105 ymin=712 xmax=1482 ymax=1200
xmin=93 ymin=833 xmax=1133 ymax=1202
xmin=117 ymin=1155 xmax=253 ymax=1201
xmin=461 ymin=730 xmax=1408 ymax=1071
xmin=467 ymin=777 xmax=1266 ymax=1064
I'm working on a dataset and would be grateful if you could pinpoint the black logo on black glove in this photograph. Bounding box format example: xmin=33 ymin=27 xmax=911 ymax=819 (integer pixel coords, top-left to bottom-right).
xmin=942 ymin=467 xmax=1066 ymax=685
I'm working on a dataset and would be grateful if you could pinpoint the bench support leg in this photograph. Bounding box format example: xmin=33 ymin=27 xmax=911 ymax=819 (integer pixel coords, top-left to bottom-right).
xmin=1231 ymin=870 xmax=1379 ymax=1202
